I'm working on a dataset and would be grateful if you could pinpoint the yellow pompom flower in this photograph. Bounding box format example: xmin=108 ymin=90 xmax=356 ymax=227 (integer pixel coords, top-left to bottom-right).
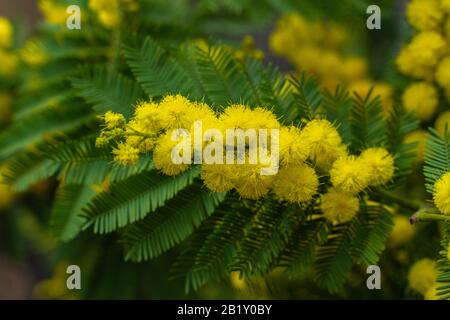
xmin=330 ymin=156 xmax=370 ymax=194
xmin=403 ymin=129 xmax=428 ymax=162
xmin=402 ymin=82 xmax=438 ymax=120
xmin=201 ymin=163 xmax=236 ymax=193
xmin=219 ymin=104 xmax=280 ymax=132
xmin=396 ymin=32 xmax=446 ymax=79
xmin=132 ymin=101 xmax=164 ymax=134
xmin=320 ymin=188 xmax=360 ymax=224
xmin=153 ymin=132 xmax=191 ymax=176
xmin=272 ymin=165 xmax=319 ymax=203
xmin=433 ymin=172 xmax=450 ymax=215
xmin=408 ymin=258 xmax=437 ymax=295
xmin=301 ymin=119 xmax=343 ymax=161
xmin=113 ymin=143 xmax=140 ymax=166
xmin=406 ymin=0 xmax=443 ymax=31
xmin=360 ymin=147 xmax=395 ymax=186
xmin=314 ymin=143 xmax=348 ymax=171
xmin=279 ymin=126 xmax=310 ymax=165
xmin=0 ymin=17 xmax=12 ymax=48
xmin=435 ymin=111 xmax=450 ymax=136
xmin=158 ymin=94 xmax=199 ymax=130
xmin=435 ymin=56 xmax=450 ymax=92
xmin=189 ymin=101 xmax=220 ymax=133
xmin=125 ymin=135 xmax=155 ymax=153
xmin=103 ymin=111 xmax=126 ymax=129
xmin=232 ymin=150 xmax=276 ymax=200
xmin=389 ymin=215 xmax=416 ymax=247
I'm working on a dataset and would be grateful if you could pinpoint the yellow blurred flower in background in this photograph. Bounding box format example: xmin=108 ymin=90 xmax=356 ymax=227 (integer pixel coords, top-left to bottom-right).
xmin=406 ymin=0 xmax=443 ymax=31
xmin=39 ymin=0 xmax=71 ymax=25
xmin=389 ymin=215 xmax=416 ymax=247
xmin=403 ymin=130 xmax=428 ymax=163
xmin=33 ymin=263 xmax=78 ymax=300
xmin=408 ymin=258 xmax=437 ymax=295
xmin=21 ymin=40 xmax=48 ymax=66
xmin=0 ymin=17 xmax=13 ymax=48
xmin=402 ymin=82 xmax=438 ymax=120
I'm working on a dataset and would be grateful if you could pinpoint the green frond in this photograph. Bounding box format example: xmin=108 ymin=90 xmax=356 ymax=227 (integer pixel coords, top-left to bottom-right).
xmin=436 ymin=224 xmax=450 ymax=300
xmin=288 ymin=73 xmax=322 ymax=122
xmin=15 ymin=85 xmax=72 ymax=120
xmin=71 ymin=66 xmax=145 ymax=117
xmin=0 ymin=103 xmax=93 ymax=158
xmin=193 ymin=45 xmax=251 ymax=107
xmin=349 ymin=202 xmax=393 ymax=266
xmin=48 ymin=137 xmax=154 ymax=185
xmin=123 ymin=37 xmax=201 ymax=99
xmin=50 ymin=183 xmax=97 ymax=242
xmin=1 ymin=147 xmax=60 ymax=191
xmin=424 ymin=129 xmax=450 ymax=194
xmin=386 ymin=104 xmax=419 ymax=153
xmin=83 ymin=167 xmax=200 ymax=234
xmin=242 ymin=58 xmax=294 ymax=119
xmin=234 ymin=200 xmax=299 ymax=277
xmin=350 ymin=90 xmax=386 ymax=152
xmin=314 ymin=222 xmax=354 ymax=293
xmin=171 ymin=195 xmax=254 ymax=292
xmin=321 ymin=86 xmax=352 ymax=143
xmin=48 ymin=137 xmax=112 ymax=185
xmin=281 ymin=218 xmax=328 ymax=278
xmin=122 ymin=183 xmax=225 ymax=262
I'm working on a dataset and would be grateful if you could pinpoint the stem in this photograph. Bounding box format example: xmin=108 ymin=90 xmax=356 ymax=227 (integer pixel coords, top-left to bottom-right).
xmin=125 ymin=126 xmax=154 ymax=138
xmin=410 ymin=207 xmax=450 ymax=224
xmin=377 ymin=188 xmax=421 ymax=211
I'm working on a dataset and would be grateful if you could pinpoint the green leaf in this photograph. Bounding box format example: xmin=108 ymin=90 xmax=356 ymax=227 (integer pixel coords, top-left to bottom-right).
xmin=50 ymin=183 xmax=97 ymax=242
xmin=122 ymin=184 xmax=225 ymax=262
xmin=350 ymin=90 xmax=386 ymax=152
xmin=2 ymin=147 xmax=60 ymax=191
xmin=171 ymin=195 xmax=253 ymax=292
xmin=83 ymin=168 xmax=200 ymax=234
xmin=424 ymin=129 xmax=450 ymax=194
xmin=0 ymin=103 xmax=93 ymax=158
xmin=123 ymin=37 xmax=201 ymax=99
xmin=71 ymin=66 xmax=144 ymax=118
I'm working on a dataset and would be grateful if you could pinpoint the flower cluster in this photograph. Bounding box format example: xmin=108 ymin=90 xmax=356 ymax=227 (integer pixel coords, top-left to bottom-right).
xmin=89 ymin=0 xmax=138 ymax=29
xmin=269 ymin=13 xmax=393 ymax=117
xmin=397 ymin=0 xmax=450 ymax=123
xmin=98 ymin=94 xmax=395 ymax=224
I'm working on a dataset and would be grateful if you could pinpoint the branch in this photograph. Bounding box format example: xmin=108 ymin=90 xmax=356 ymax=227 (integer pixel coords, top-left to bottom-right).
xmin=409 ymin=206 xmax=450 ymax=224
